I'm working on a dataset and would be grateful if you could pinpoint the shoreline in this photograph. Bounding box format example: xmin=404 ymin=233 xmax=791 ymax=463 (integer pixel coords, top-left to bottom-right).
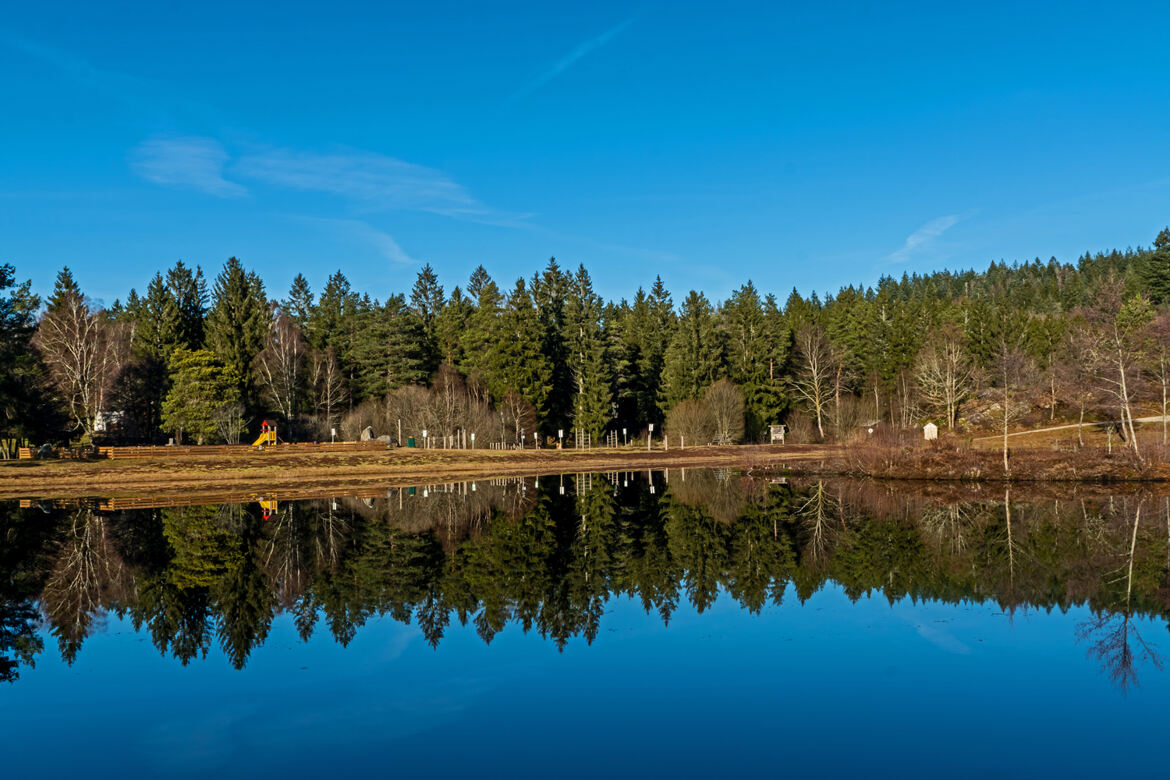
xmin=3 ymin=441 xmax=1169 ymax=502
xmin=0 ymin=444 xmax=829 ymax=501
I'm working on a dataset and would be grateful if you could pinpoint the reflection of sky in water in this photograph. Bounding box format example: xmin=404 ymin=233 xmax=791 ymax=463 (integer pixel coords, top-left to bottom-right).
xmin=5 ymin=583 xmax=1167 ymax=778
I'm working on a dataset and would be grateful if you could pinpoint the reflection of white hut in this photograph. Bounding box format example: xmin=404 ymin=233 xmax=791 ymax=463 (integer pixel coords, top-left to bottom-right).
xmin=923 ymin=422 xmax=939 ymax=441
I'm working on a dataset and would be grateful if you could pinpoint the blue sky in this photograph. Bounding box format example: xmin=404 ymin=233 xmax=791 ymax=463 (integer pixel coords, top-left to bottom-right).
xmin=2 ymin=1 xmax=1169 ymax=306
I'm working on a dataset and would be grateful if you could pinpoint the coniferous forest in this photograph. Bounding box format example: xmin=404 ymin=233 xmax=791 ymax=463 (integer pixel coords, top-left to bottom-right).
xmin=2 ymin=227 xmax=1169 ymax=455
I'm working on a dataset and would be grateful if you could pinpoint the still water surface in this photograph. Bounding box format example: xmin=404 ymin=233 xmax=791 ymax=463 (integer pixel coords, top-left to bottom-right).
xmin=2 ymin=471 xmax=1168 ymax=776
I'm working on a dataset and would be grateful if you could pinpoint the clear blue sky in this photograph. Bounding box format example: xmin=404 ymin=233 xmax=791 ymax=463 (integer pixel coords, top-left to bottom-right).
xmin=3 ymin=1 xmax=1169 ymax=307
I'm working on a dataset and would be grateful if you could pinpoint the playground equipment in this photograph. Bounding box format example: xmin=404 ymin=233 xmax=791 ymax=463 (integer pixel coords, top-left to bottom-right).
xmin=252 ymin=420 xmax=277 ymax=448
xmin=258 ymin=497 xmax=278 ymax=521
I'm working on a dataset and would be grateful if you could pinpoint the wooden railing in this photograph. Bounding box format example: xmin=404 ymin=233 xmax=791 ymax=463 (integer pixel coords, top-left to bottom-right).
xmin=98 ymin=441 xmax=389 ymax=459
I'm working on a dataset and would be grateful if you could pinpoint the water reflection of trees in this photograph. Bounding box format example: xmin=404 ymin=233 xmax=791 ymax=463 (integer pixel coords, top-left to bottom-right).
xmin=2 ymin=474 xmax=1169 ymax=689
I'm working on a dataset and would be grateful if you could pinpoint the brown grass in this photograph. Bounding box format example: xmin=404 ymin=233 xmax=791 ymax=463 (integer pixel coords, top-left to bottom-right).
xmin=0 ymin=444 xmax=830 ymax=500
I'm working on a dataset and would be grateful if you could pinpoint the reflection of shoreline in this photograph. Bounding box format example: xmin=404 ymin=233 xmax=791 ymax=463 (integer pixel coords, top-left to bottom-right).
xmin=3 ymin=473 xmax=1168 ymax=690
xmin=0 ymin=444 xmax=826 ymax=502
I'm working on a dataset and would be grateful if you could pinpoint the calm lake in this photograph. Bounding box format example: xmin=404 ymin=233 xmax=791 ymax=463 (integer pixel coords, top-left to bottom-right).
xmin=3 ymin=471 xmax=1168 ymax=777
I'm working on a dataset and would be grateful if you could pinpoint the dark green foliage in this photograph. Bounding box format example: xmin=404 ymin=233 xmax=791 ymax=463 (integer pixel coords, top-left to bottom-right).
xmin=0 ymin=264 xmax=54 ymax=450
xmin=160 ymin=348 xmax=242 ymax=444
xmin=661 ymin=290 xmax=724 ymax=407
xmin=205 ymin=258 xmax=268 ymax=406
xmin=565 ymin=266 xmax=613 ymax=438
xmin=1141 ymin=228 xmax=1170 ymax=304
xmin=351 ymin=295 xmax=429 ymax=398
xmin=281 ymin=273 xmax=314 ymax=333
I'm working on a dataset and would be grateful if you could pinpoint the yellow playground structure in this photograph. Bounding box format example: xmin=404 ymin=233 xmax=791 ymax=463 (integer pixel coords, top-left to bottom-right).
xmin=252 ymin=420 xmax=277 ymax=448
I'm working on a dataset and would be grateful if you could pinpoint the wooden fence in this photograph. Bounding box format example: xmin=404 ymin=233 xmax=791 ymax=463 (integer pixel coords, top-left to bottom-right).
xmin=16 ymin=441 xmax=390 ymax=460
xmin=97 ymin=441 xmax=389 ymax=459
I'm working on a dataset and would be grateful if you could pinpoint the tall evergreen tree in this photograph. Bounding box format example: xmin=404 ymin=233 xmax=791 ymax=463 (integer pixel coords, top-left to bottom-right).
xmin=484 ymin=279 xmax=553 ymax=432
xmin=531 ymin=258 xmax=572 ymax=433
xmin=0 ymin=264 xmax=49 ymax=450
xmin=722 ymin=281 xmax=786 ymax=436
xmin=434 ymin=286 xmax=472 ymax=367
xmin=661 ymin=290 xmax=724 ymax=407
xmin=282 ymin=274 xmax=315 ymax=333
xmin=205 ymin=257 xmax=268 ymax=406
xmin=565 ymin=265 xmax=613 ymax=438
xmin=1140 ymin=227 xmax=1170 ymax=304
xmin=351 ymin=295 xmax=428 ymax=399
xmin=409 ymin=263 xmax=444 ymax=375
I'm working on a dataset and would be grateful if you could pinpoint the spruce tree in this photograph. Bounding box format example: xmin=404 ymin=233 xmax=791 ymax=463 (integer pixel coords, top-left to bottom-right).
xmin=409 ymin=263 xmax=444 ymax=375
xmin=0 ymin=263 xmax=47 ymax=448
xmin=641 ymin=276 xmax=675 ymax=423
xmin=282 ymin=273 xmax=314 ymax=333
xmin=351 ymin=295 xmax=428 ymax=399
xmin=531 ymin=258 xmax=571 ymax=433
xmin=722 ymin=281 xmax=786 ymax=436
xmin=460 ymin=273 xmax=503 ymax=383
xmin=1141 ymin=227 xmax=1170 ymax=304
xmin=160 ymin=347 xmax=242 ymax=444
xmin=661 ymin=290 xmax=723 ymax=407
xmin=434 ymin=286 xmax=472 ymax=366
xmin=205 ymin=257 xmax=268 ymax=406
xmin=565 ymin=265 xmax=613 ymax=439
xmin=485 ymin=279 xmax=553 ymax=432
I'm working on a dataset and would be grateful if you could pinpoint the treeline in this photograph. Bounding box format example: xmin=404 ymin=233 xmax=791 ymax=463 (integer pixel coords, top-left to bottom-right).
xmin=1 ymin=228 xmax=1168 ymax=451
xmin=2 ymin=477 xmax=1166 ymax=687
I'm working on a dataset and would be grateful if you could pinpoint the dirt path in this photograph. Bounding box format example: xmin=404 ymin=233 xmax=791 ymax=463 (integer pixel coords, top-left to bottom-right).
xmin=0 ymin=445 xmax=832 ymax=501
xmin=972 ymin=414 xmax=1170 ymax=443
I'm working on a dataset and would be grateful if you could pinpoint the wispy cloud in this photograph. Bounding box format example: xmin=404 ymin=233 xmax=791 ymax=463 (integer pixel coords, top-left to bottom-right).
xmin=511 ymin=18 xmax=635 ymax=101
xmin=298 ymin=217 xmax=418 ymax=265
xmin=887 ymin=214 xmax=961 ymax=263
xmin=130 ymin=136 xmax=530 ymax=225
xmin=129 ymin=137 xmax=247 ymax=197
xmin=236 ymin=147 xmax=479 ymax=215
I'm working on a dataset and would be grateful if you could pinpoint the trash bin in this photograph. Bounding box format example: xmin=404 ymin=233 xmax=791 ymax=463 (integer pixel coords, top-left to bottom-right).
xmin=407 ymin=436 xmax=416 ymax=448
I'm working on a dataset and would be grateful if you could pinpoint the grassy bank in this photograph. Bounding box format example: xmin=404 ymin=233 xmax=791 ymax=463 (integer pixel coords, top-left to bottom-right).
xmin=0 ymin=444 xmax=829 ymax=500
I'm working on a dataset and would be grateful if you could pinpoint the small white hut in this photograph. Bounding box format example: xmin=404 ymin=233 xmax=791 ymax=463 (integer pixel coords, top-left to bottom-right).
xmin=923 ymin=422 xmax=939 ymax=441
xmin=769 ymin=424 xmax=786 ymax=444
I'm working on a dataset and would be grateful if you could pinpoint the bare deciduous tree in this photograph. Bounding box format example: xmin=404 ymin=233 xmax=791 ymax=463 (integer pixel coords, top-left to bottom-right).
xmin=914 ymin=325 xmax=974 ymax=429
xmin=33 ymin=292 xmax=127 ymax=440
xmin=991 ymin=341 xmax=1036 ymax=476
xmin=704 ymin=379 xmax=745 ymax=443
xmin=791 ymin=325 xmax=833 ymax=439
xmin=666 ymin=398 xmax=714 ymax=446
xmin=1081 ymin=278 xmax=1152 ymax=461
xmin=310 ymin=347 xmax=347 ymax=436
xmin=254 ymin=312 xmax=307 ymax=431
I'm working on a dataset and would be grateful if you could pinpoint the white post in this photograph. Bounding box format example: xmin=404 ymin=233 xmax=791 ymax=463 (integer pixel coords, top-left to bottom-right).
xmin=647 ymin=423 xmax=654 ymax=451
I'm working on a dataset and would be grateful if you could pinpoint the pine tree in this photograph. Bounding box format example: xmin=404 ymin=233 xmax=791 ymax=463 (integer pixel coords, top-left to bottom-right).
xmin=205 ymin=257 xmax=268 ymax=406
xmin=460 ymin=273 xmax=503 ymax=383
xmin=409 ymin=264 xmax=444 ymax=376
xmin=641 ymin=276 xmax=675 ymax=423
xmin=467 ymin=265 xmax=492 ymax=300
xmin=722 ymin=281 xmax=785 ymax=437
xmin=565 ymin=265 xmax=613 ymax=439
xmin=308 ymin=270 xmax=360 ymax=402
xmin=282 ymin=274 xmax=314 ymax=333
xmin=434 ymin=286 xmax=472 ymax=367
xmin=166 ymin=260 xmax=208 ymax=351
xmin=531 ymin=258 xmax=571 ymax=433
xmin=161 ymin=348 xmax=242 ymax=444
xmin=351 ymin=295 xmax=428 ymax=399
xmin=1141 ymin=227 xmax=1170 ymax=304
xmin=484 ymin=279 xmax=553 ymax=432
xmin=0 ymin=263 xmax=47 ymax=450
xmin=661 ymin=290 xmax=723 ymax=407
